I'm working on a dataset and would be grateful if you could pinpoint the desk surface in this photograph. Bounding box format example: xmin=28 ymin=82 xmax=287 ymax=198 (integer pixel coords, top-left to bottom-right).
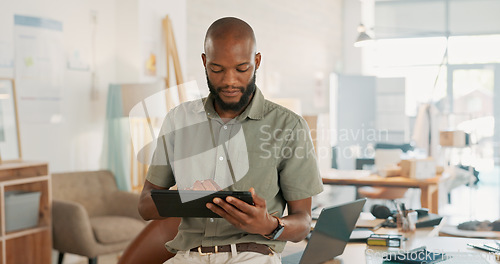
xmin=283 ymin=226 xmax=500 ymax=264
xmin=321 ymin=169 xmax=441 ymax=214
xmin=321 ymin=169 xmax=441 ymax=188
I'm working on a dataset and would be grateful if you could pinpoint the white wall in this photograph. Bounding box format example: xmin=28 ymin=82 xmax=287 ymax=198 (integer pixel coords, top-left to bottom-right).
xmin=342 ymin=0 xmax=363 ymax=75
xmin=0 ymin=0 xmax=117 ymax=172
xmin=116 ymin=0 xmax=187 ymax=84
xmin=374 ymin=0 xmax=500 ymax=38
xmin=0 ymin=0 xmax=187 ymax=172
xmin=138 ymin=0 xmax=187 ymax=84
xmin=0 ymin=0 xmax=344 ymax=172
xmin=186 ymin=0 xmax=343 ymax=115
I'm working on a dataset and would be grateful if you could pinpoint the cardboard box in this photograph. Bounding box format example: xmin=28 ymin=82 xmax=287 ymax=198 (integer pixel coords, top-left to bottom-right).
xmin=439 ymin=130 xmax=468 ymax=147
xmin=400 ymin=159 xmax=436 ymax=179
xmin=303 ymin=115 xmax=318 ymax=152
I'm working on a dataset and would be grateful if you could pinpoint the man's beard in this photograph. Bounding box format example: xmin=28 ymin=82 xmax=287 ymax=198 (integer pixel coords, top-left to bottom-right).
xmin=206 ymin=70 xmax=256 ymax=112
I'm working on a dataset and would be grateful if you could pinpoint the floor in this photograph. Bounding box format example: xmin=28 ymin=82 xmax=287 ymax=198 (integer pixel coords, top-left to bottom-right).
xmin=56 ymin=168 xmax=500 ymax=264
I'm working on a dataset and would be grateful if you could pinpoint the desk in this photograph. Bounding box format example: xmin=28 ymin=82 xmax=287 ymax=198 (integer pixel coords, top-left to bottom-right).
xmin=321 ymin=170 xmax=441 ymax=213
xmin=283 ymin=227 xmax=500 ymax=263
xmin=330 ymin=237 xmax=499 ymax=263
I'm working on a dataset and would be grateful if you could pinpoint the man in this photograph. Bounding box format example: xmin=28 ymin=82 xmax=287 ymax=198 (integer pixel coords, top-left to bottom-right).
xmin=138 ymin=17 xmax=323 ymax=264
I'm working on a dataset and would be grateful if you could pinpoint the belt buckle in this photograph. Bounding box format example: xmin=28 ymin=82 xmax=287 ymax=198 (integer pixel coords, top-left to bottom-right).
xmin=197 ymin=245 xmax=218 ymax=256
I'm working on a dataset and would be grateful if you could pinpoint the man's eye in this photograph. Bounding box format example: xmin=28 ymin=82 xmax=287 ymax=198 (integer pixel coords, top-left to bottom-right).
xmin=211 ymin=68 xmax=222 ymax=73
xmin=237 ymin=68 xmax=249 ymax=72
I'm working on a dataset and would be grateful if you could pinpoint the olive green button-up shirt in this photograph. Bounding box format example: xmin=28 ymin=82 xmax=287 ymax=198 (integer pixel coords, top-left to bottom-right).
xmin=146 ymin=87 xmax=323 ymax=253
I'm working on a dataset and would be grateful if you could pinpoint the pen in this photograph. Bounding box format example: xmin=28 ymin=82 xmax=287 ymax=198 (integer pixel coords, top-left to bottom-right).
xmin=467 ymin=243 xmax=499 ymax=253
xmin=484 ymin=244 xmax=500 ymax=252
xmin=401 ymin=203 xmax=407 ymax=217
xmin=395 ymin=201 xmax=403 ymax=217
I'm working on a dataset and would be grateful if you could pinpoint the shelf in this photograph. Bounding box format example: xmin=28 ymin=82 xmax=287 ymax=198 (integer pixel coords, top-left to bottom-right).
xmin=1 ymin=175 xmax=50 ymax=186
xmin=0 ymin=161 xmax=51 ymax=264
xmin=0 ymin=161 xmax=48 ymax=182
xmin=4 ymin=225 xmax=50 ymax=240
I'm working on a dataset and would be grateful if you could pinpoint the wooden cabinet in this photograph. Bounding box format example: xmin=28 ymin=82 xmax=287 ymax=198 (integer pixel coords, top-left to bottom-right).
xmin=0 ymin=161 xmax=51 ymax=264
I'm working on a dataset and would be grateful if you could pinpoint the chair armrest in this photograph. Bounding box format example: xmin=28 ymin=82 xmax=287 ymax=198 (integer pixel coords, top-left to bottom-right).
xmin=52 ymin=199 xmax=97 ymax=257
xmin=107 ymin=191 xmax=145 ymax=222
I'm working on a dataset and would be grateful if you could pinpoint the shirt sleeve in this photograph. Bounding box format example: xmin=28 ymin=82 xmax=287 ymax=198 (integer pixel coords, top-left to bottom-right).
xmin=145 ymin=115 xmax=176 ymax=188
xmin=278 ymin=117 xmax=324 ymax=201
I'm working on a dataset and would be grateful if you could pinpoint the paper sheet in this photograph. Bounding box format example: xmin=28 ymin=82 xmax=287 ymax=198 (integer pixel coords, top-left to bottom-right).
xmin=14 ymin=15 xmax=64 ymax=123
xmin=439 ymin=225 xmax=500 ymax=239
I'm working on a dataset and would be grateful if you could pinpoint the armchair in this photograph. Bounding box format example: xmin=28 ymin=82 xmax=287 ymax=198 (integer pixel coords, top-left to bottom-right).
xmin=52 ymin=170 xmax=146 ymax=264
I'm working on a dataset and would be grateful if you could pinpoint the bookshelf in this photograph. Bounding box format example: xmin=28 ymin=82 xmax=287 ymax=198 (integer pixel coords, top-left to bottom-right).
xmin=0 ymin=161 xmax=51 ymax=264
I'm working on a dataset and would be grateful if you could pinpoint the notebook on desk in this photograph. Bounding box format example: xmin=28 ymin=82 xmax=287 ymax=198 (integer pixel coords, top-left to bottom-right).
xmin=282 ymin=198 xmax=366 ymax=264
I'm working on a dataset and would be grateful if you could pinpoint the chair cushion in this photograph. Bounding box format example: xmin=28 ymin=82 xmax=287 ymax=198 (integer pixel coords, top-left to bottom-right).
xmin=90 ymin=216 xmax=145 ymax=244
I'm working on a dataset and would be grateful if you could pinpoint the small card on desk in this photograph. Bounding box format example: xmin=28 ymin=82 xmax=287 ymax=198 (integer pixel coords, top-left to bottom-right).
xmin=356 ymin=218 xmax=387 ymax=230
xmin=350 ymin=228 xmax=374 ymax=242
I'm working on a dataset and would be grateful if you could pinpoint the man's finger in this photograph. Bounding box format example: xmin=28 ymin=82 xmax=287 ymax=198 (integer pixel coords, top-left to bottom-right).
xmin=211 ymin=180 xmax=222 ymax=190
xmin=249 ymin=187 xmax=266 ymax=208
xmin=206 ymin=202 xmax=225 ymax=216
xmin=206 ymin=202 xmax=241 ymax=227
xmin=225 ymin=196 xmax=254 ymax=213
xmin=213 ymin=197 xmax=247 ymax=221
xmin=192 ymin=181 xmax=204 ymax=190
xmin=201 ymin=180 xmax=218 ymax=191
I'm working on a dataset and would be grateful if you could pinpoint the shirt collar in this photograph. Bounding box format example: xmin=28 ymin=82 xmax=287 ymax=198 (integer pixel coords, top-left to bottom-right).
xmin=194 ymin=87 xmax=266 ymax=121
xmin=241 ymin=86 xmax=265 ymax=120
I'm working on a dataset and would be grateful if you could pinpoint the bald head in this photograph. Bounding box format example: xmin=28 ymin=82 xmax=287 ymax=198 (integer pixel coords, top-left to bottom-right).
xmin=201 ymin=17 xmax=261 ymax=117
xmin=204 ymin=17 xmax=257 ymax=53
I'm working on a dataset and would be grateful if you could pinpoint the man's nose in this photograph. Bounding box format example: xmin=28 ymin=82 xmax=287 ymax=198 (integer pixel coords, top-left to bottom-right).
xmin=222 ymin=70 xmax=237 ymax=87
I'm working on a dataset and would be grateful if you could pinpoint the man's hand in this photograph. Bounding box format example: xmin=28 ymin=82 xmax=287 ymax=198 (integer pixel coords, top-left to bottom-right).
xmin=206 ymin=187 xmax=278 ymax=236
xmin=187 ymin=179 xmax=222 ymax=191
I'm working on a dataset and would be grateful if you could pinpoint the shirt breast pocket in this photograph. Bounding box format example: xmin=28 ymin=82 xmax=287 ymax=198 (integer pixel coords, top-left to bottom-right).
xmin=232 ymin=151 xmax=279 ymax=200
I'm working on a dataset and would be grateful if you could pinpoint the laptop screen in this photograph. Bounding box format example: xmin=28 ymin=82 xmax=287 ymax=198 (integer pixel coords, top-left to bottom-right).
xmin=298 ymin=199 xmax=366 ymax=264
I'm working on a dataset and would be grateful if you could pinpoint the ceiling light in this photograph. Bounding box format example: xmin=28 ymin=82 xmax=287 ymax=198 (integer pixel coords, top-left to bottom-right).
xmin=354 ymin=24 xmax=374 ymax=47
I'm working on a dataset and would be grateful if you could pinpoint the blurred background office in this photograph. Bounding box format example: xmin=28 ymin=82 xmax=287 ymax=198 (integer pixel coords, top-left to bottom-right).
xmin=0 ymin=0 xmax=499 ymax=263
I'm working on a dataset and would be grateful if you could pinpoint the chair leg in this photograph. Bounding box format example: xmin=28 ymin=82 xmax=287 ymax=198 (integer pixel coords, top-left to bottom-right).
xmin=58 ymin=252 xmax=64 ymax=264
xmin=89 ymin=257 xmax=97 ymax=264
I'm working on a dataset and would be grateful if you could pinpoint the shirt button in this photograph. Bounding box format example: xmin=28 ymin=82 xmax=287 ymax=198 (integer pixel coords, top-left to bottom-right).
xmin=210 ymin=218 xmax=214 ymax=223
xmin=219 ymin=156 xmax=224 ymax=161
xmin=223 ymin=125 xmax=228 ymax=129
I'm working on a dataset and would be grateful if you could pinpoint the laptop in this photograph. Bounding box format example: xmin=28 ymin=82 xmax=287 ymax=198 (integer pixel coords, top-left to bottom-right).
xmin=282 ymin=198 xmax=366 ymax=264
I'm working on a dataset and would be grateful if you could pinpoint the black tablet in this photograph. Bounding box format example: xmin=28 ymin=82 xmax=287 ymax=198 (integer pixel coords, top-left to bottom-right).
xmin=150 ymin=189 xmax=254 ymax=218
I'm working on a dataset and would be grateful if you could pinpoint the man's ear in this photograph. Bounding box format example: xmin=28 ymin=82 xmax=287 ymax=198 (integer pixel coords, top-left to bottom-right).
xmin=255 ymin=52 xmax=261 ymax=70
xmin=201 ymin=53 xmax=207 ymax=67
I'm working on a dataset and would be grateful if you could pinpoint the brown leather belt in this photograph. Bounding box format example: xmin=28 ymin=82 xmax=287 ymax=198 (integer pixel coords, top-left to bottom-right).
xmin=190 ymin=242 xmax=273 ymax=256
